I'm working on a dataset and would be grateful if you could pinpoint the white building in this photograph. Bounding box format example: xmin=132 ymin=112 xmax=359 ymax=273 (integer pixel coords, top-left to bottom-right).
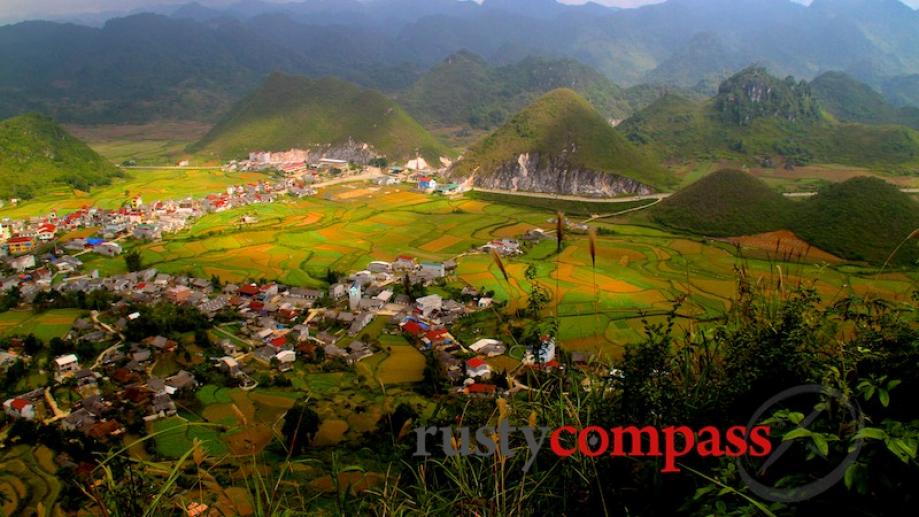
xmin=524 ymin=335 xmax=557 ymax=365
xmin=9 ymin=254 xmax=35 ymax=272
xmin=349 ymin=282 xmax=362 ymax=311
xmin=95 ymin=242 xmax=123 ymax=257
xmin=54 ymin=354 xmax=80 ymax=374
xmin=415 ymin=294 xmax=443 ymax=317
xmin=469 ymin=339 xmax=506 ymax=357
xmin=420 ymin=262 xmax=446 ymax=278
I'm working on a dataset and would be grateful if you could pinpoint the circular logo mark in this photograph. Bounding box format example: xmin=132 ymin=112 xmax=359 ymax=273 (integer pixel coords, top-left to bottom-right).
xmin=738 ymin=384 xmax=864 ymax=503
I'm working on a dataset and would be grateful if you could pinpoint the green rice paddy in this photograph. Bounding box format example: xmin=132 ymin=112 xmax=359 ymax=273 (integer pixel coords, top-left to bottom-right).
xmin=0 ymin=309 xmax=83 ymax=341
xmin=0 ymin=168 xmax=268 ymax=219
xmin=63 ymin=183 xmax=916 ymax=357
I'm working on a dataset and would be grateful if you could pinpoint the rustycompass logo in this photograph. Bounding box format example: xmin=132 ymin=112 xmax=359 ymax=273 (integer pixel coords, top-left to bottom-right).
xmin=413 ymin=384 xmax=864 ymax=502
xmin=414 ymin=421 xmax=773 ymax=474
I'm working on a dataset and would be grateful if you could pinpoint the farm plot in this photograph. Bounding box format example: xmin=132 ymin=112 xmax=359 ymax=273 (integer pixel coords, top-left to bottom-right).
xmin=153 ymin=388 xmax=302 ymax=458
xmin=0 ymin=309 xmax=83 ymax=341
xmin=75 ymin=184 xmax=917 ymax=356
xmin=0 ymin=168 xmax=269 ymax=219
xmin=0 ymin=446 xmax=63 ymax=516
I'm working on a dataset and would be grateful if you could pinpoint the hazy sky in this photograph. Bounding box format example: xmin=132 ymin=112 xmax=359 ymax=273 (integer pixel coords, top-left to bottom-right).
xmin=2 ymin=0 xmax=918 ymax=24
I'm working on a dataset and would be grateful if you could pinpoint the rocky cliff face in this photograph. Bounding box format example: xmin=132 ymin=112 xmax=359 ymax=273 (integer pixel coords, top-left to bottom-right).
xmin=468 ymin=153 xmax=654 ymax=197
xmin=714 ymin=66 xmax=820 ymax=126
xmin=315 ymin=138 xmax=375 ymax=164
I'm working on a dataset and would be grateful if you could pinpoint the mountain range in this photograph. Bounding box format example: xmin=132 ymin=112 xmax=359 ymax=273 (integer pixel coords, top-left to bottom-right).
xmin=619 ymin=67 xmax=919 ymax=169
xmin=2 ymin=0 xmax=919 ymax=125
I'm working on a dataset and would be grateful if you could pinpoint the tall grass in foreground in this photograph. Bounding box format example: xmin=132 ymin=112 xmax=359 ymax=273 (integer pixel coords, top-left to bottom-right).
xmin=79 ymin=266 xmax=918 ymax=516
xmin=588 ymin=227 xmax=599 ymax=344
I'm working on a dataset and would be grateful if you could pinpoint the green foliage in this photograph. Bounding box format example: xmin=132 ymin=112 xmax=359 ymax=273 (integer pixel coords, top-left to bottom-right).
xmin=811 ymin=71 xmax=919 ymax=130
xmin=124 ymin=302 xmax=210 ymax=342
xmin=280 ymin=401 xmax=320 ymax=456
xmin=792 ymin=176 xmax=919 ymax=266
xmin=401 ymin=51 xmax=635 ymax=132
xmin=189 ymin=72 xmax=454 ymax=162
xmin=123 ymin=250 xmax=143 ymax=272
xmin=620 ymin=68 xmax=919 ymax=170
xmin=652 ymin=169 xmax=793 ymax=236
xmin=0 ymin=113 xmax=123 ymax=199
xmin=453 ymin=88 xmax=673 ymax=190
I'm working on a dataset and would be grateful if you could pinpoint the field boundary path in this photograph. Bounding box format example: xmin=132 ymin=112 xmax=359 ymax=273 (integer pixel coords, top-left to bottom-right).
xmin=470 ymin=187 xmax=671 ymax=203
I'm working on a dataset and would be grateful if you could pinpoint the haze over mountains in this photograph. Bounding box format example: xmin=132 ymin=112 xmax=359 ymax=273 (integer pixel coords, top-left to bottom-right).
xmin=2 ymin=0 xmax=919 ymax=126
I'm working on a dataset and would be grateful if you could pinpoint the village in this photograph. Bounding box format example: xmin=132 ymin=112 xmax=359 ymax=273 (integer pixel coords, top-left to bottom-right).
xmin=0 ymin=154 xmax=555 ymax=447
xmin=0 ymin=148 xmax=471 ymax=269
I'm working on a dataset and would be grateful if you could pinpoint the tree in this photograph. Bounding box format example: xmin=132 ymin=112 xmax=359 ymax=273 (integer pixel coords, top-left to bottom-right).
xmin=194 ymin=328 xmax=211 ymax=349
xmin=124 ymin=250 xmax=143 ymax=272
xmin=525 ymin=265 xmax=551 ymax=318
xmin=23 ymin=334 xmax=42 ymax=356
xmin=281 ymin=402 xmax=321 ymax=455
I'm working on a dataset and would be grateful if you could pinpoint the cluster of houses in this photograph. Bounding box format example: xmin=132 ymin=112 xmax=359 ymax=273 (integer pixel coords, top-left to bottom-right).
xmin=1 ymin=323 xmax=199 ymax=443
xmin=0 ymin=171 xmax=328 ymax=262
xmin=0 ymin=170 xmax=572 ymax=449
xmin=1 ymin=235 xmax=561 ymax=437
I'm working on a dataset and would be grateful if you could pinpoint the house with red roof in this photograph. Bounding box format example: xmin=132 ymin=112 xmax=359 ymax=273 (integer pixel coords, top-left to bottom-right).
xmin=392 ymin=255 xmax=417 ymax=271
xmin=239 ymin=283 xmax=260 ymax=297
xmin=36 ymin=223 xmax=57 ymax=241
xmin=401 ymin=320 xmax=425 ymax=338
xmin=465 ymin=357 xmax=491 ymax=379
xmin=3 ymin=397 xmax=36 ymax=420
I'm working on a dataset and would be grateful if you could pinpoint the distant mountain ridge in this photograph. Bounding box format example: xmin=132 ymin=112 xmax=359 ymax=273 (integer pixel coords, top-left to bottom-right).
xmin=810 ymin=72 xmax=919 ymax=130
xmin=3 ymin=0 xmax=919 ymax=124
xmin=620 ymin=67 xmax=919 ymax=169
xmin=398 ymin=51 xmax=634 ymax=131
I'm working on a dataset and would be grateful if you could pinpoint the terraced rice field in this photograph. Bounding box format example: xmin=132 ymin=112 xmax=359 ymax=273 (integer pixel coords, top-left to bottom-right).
xmin=0 ymin=446 xmax=62 ymax=516
xmin=76 ymin=184 xmax=917 ymax=357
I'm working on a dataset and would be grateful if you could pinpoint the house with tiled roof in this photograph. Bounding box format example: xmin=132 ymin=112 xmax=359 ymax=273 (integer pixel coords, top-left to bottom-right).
xmin=465 ymin=357 xmax=491 ymax=379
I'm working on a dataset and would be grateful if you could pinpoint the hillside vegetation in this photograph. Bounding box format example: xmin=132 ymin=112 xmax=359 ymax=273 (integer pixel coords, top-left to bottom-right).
xmin=0 ymin=114 xmax=123 ymax=199
xmin=652 ymin=169 xmax=793 ymax=236
xmin=620 ymin=67 xmax=919 ymax=170
xmin=793 ymin=177 xmax=919 ymax=266
xmin=399 ymin=52 xmax=635 ymax=132
xmin=453 ymin=89 xmax=672 ymax=190
xmin=189 ymin=73 xmax=453 ymax=162
xmin=653 ymin=170 xmax=919 ymax=266
xmin=811 ymin=72 xmax=919 ymax=130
